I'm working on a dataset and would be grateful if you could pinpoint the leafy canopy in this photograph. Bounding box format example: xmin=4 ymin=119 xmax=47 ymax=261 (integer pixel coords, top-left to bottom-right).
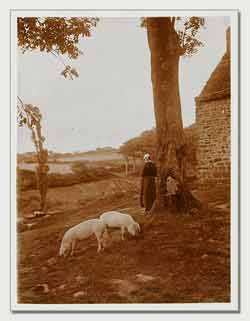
xmin=18 ymin=17 xmax=98 ymax=58
xmin=17 ymin=16 xmax=205 ymax=77
xmin=18 ymin=17 xmax=99 ymax=78
xmin=142 ymin=17 xmax=205 ymax=56
xmin=175 ymin=17 xmax=205 ymax=56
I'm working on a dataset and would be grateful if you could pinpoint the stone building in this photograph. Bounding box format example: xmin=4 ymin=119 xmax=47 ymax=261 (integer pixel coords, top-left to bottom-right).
xmin=195 ymin=28 xmax=231 ymax=189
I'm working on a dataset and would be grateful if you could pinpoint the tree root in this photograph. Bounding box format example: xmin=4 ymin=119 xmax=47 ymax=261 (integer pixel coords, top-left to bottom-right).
xmin=150 ymin=189 xmax=202 ymax=215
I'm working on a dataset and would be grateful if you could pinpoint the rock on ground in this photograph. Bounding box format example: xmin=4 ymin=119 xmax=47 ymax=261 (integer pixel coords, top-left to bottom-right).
xmin=73 ymin=291 xmax=87 ymax=298
xmin=136 ymin=273 xmax=155 ymax=282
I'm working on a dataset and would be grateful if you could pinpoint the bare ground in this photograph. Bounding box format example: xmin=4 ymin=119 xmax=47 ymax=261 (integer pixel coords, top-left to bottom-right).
xmin=17 ymin=176 xmax=230 ymax=304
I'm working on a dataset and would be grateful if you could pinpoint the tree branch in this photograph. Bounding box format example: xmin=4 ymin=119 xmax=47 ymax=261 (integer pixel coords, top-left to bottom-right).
xmin=17 ymin=96 xmax=24 ymax=108
xmin=181 ymin=26 xmax=188 ymax=48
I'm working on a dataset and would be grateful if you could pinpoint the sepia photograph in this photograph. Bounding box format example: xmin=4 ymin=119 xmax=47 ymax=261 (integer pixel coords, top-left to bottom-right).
xmin=11 ymin=10 xmax=239 ymax=311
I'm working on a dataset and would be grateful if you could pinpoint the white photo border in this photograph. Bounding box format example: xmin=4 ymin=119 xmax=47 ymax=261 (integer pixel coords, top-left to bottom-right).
xmin=10 ymin=9 xmax=239 ymax=312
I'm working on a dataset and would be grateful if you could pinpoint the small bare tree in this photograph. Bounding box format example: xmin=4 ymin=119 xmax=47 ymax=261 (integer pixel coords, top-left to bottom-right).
xmin=17 ymin=97 xmax=49 ymax=213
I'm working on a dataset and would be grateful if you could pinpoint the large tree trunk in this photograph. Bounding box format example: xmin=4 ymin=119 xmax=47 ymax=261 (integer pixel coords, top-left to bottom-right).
xmin=146 ymin=18 xmax=188 ymax=208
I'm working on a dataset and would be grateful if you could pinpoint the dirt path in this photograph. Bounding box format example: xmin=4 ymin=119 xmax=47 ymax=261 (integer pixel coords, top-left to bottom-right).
xmin=17 ymin=178 xmax=230 ymax=304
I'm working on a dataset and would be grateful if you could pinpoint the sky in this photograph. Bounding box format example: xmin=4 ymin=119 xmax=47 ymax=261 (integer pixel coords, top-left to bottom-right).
xmin=17 ymin=16 xmax=230 ymax=153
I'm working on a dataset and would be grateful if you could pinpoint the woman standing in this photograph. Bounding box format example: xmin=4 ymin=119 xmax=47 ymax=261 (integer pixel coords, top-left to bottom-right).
xmin=140 ymin=153 xmax=157 ymax=214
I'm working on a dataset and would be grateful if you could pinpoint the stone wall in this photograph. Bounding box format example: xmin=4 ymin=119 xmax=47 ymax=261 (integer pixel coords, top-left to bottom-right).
xmin=196 ymin=98 xmax=230 ymax=189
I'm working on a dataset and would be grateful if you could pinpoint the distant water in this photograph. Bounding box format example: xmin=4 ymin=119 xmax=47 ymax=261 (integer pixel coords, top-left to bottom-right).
xmin=56 ymin=151 xmax=124 ymax=162
xmin=18 ymin=151 xmax=126 ymax=174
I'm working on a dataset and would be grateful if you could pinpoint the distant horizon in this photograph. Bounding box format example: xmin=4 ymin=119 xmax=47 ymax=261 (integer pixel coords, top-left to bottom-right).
xmin=17 ymin=123 xmax=198 ymax=156
xmin=17 ymin=145 xmax=120 ymax=156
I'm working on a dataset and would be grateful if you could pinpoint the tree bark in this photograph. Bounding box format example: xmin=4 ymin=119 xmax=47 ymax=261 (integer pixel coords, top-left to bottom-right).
xmin=147 ymin=18 xmax=185 ymax=207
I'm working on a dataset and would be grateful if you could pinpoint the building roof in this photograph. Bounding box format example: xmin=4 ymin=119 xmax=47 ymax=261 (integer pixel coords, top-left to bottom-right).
xmin=196 ymin=29 xmax=230 ymax=103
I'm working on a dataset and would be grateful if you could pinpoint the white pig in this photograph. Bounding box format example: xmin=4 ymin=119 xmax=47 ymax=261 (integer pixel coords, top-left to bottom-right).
xmin=59 ymin=218 xmax=107 ymax=257
xmin=100 ymin=211 xmax=140 ymax=240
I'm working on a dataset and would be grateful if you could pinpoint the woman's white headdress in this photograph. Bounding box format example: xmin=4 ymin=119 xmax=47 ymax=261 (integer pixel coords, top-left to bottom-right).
xmin=143 ymin=153 xmax=150 ymax=161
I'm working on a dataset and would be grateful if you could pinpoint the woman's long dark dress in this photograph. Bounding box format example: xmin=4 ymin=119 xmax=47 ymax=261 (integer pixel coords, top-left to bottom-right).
xmin=140 ymin=161 xmax=157 ymax=211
